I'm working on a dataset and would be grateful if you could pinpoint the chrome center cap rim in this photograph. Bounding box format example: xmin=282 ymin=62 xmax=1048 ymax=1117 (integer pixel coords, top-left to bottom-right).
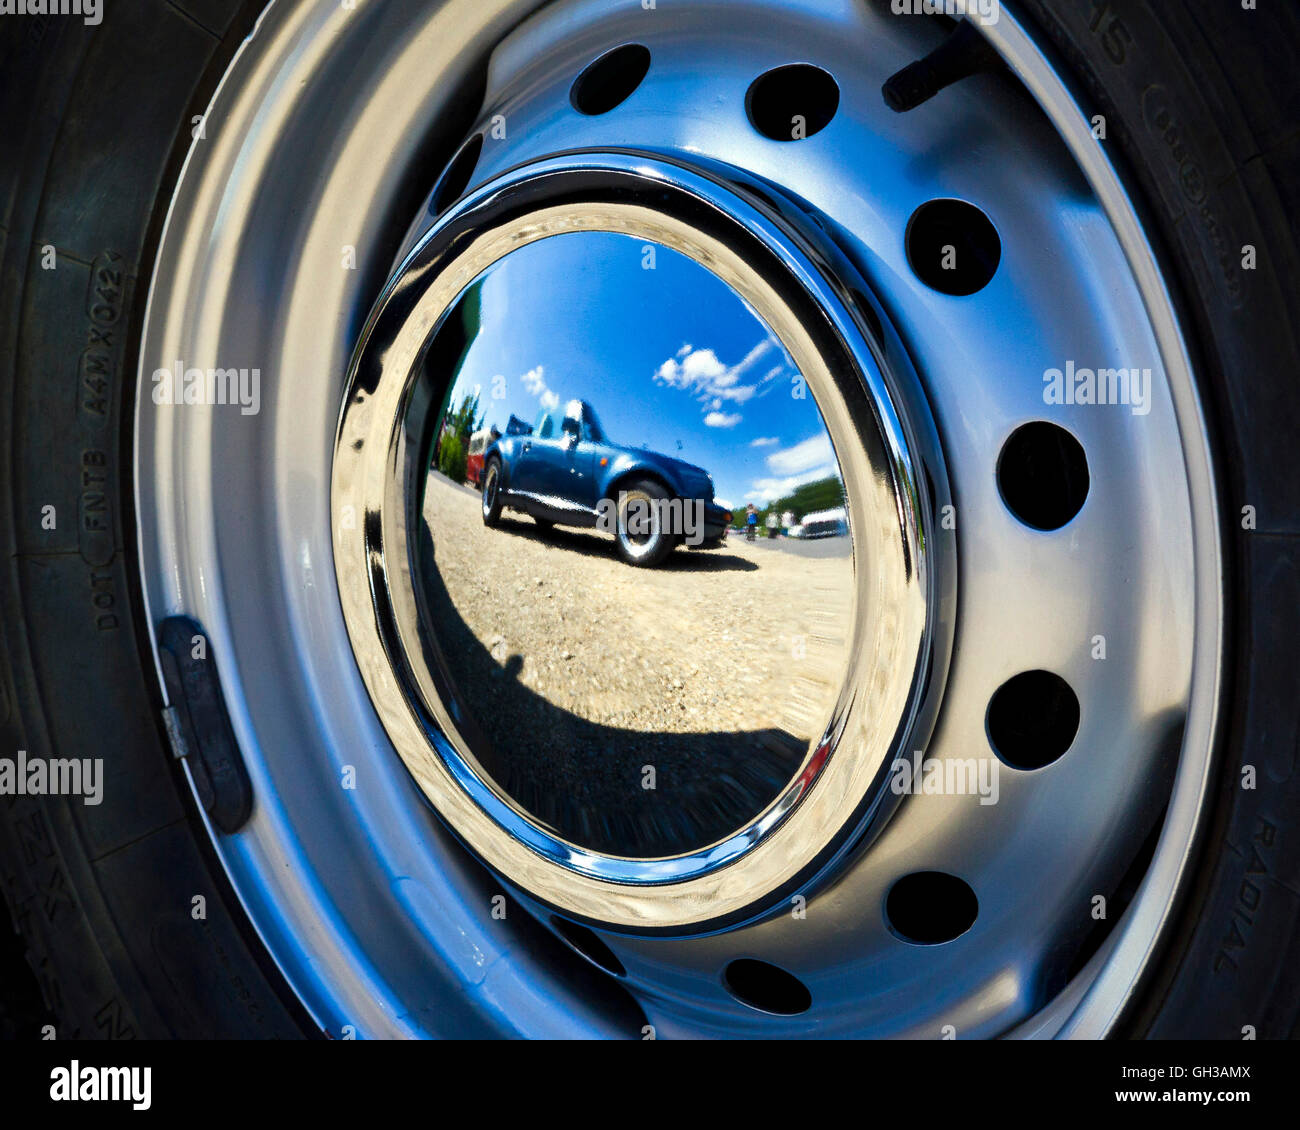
xmin=331 ymin=152 xmax=950 ymax=931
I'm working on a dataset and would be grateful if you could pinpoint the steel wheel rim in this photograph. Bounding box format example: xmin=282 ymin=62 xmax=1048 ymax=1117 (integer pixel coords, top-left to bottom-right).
xmin=134 ymin=0 xmax=1223 ymax=1038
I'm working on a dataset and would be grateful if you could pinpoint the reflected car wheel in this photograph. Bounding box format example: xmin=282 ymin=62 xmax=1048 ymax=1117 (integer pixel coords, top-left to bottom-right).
xmin=481 ymin=459 xmax=503 ymax=527
xmin=613 ymin=479 xmax=675 ymax=568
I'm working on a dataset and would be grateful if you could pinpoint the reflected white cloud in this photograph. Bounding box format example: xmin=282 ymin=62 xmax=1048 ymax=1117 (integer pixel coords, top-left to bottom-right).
xmin=520 ymin=364 xmax=559 ymax=410
xmin=750 ymin=433 xmax=838 ymax=502
xmin=653 ymin=337 xmax=785 ymax=426
xmin=767 ymin=433 xmax=835 ymax=475
xmin=751 ymin=469 xmax=837 ymax=503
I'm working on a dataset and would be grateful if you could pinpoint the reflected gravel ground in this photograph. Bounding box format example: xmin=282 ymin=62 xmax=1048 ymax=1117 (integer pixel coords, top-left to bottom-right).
xmin=417 ymin=472 xmax=853 ymax=856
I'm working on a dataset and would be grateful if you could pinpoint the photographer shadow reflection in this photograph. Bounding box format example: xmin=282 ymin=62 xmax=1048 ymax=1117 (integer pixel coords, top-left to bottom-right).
xmin=414 ymin=522 xmax=806 ymax=858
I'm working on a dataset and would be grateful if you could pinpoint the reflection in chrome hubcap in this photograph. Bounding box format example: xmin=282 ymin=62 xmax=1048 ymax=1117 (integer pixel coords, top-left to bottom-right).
xmin=417 ymin=229 xmax=858 ymax=858
xmin=332 ymin=154 xmax=951 ymax=926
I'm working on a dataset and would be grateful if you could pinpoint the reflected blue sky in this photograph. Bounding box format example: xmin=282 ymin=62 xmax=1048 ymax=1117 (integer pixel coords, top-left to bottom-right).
xmin=435 ymin=231 xmax=838 ymax=510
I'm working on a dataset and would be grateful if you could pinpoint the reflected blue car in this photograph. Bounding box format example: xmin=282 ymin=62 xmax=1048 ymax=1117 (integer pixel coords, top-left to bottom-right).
xmin=479 ymin=399 xmax=731 ymax=566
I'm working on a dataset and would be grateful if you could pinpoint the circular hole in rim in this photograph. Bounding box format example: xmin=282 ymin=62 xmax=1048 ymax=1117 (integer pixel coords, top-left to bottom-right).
xmin=723 ymin=958 xmax=812 ymax=1015
xmin=431 ymin=133 xmax=484 ymax=216
xmin=905 ymin=198 xmax=1001 ymax=296
xmin=886 ymin=872 xmax=979 ymax=945
xmin=570 ymin=43 xmax=652 ymax=116
xmin=986 ymin=669 xmax=1080 ymax=770
xmin=997 ymin=421 xmax=1090 ymax=530
xmin=549 ymin=916 xmax=626 ymax=977
xmin=745 ymin=63 xmax=840 ymax=141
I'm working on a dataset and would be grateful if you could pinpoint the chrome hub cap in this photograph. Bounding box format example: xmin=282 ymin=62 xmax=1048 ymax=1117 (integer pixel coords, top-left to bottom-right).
xmin=135 ymin=0 xmax=1222 ymax=1037
xmin=332 ymin=153 xmax=950 ymax=928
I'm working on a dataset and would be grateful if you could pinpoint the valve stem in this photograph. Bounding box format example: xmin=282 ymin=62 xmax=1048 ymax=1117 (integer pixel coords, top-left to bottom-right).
xmin=882 ymin=19 xmax=1002 ymax=113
